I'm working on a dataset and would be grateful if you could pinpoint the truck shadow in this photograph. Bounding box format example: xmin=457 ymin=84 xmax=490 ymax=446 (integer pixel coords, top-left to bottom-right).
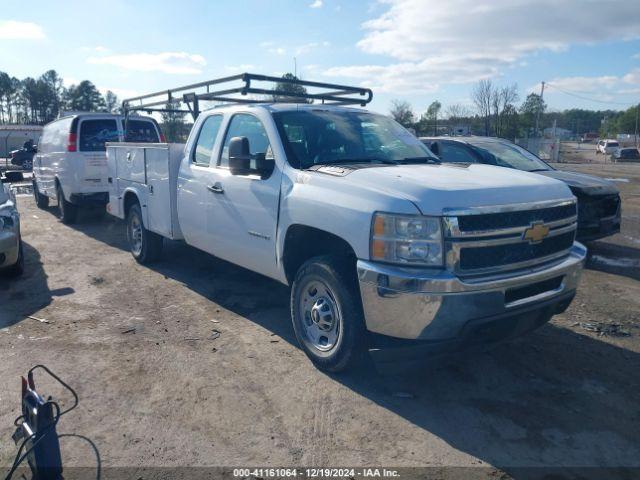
xmin=71 ymin=217 xmax=640 ymax=469
xmin=338 ymin=325 xmax=640 ymax=470
xmin=0 ymin=241 xmax=74 ymax=328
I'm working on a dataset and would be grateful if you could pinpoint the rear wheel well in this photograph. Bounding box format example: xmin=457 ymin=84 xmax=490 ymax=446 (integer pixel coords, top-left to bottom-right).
xmin=283 ymin=225 xmax=357 ymax=285
xmin=124 ymin=191 xmax=139 ymax=215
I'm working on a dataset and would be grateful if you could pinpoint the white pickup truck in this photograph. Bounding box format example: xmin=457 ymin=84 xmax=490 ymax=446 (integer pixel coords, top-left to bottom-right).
xmin=106 ymin=75 xmax=586 ymax=371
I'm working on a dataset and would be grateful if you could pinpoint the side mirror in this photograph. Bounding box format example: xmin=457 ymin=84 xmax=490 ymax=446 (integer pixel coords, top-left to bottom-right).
xmin=228 ymin=136 xmax=251 ymax=175
xmin=429 ymin=142 xmax=440 ymax=156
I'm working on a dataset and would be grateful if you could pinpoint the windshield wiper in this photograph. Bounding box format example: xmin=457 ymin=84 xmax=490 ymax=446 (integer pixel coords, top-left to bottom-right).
xmin=312 ymin=158 xmax=399 ymax=167
xmin=528 ymin=168 xmax=550 ymax=172
xmin=398 ymin=156 xmax=441 ymax=164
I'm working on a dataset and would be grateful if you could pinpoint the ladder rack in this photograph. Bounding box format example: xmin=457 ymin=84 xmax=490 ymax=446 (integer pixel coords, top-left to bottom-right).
xmin=121 ymin=73 xmax=373 ymax=120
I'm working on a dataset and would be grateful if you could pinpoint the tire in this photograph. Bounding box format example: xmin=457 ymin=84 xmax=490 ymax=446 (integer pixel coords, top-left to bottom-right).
xmin=32 ymin=180 xmax=49 ymax=209
xmin=290 ymin=255 xmax=366 ymax=372
xmin=4 ymin=241 xmax=24 ymax=278
xmin=56 ymin=183 xmax=77 ymax=224
xmin=22 ymin=158 xmax=33 ymax=170
xmin=126 ymin=203 xmax=163 ymax=264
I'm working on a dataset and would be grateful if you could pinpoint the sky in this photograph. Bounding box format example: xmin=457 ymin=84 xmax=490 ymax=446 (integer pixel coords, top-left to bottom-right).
xmin=1 ymin=0 xmax=639 ymax=116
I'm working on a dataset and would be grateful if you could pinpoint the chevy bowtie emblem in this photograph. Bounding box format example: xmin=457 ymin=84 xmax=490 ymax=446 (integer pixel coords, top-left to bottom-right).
xmin=523 ymin=222 xmax=550 ymax=244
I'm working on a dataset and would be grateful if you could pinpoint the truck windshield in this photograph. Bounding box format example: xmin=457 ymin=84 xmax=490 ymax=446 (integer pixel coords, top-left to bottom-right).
xmin=468 ymin=140 xmax=552 ymax=172
xmin=273 ymin=110 xmax=437 ymax=169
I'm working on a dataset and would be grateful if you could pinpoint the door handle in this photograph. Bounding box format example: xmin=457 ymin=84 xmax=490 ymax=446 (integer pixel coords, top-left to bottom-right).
xmin=207 ymin=183 xmax=224 ymax=194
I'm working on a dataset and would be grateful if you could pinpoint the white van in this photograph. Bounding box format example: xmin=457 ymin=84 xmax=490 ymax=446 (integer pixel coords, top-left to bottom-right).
xmin=32 ymin=112 xmax=163 ymax=223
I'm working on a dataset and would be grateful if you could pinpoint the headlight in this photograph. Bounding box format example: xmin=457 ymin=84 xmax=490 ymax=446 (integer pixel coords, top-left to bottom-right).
xmin=370 ymin=213 xmax=443 ymax=266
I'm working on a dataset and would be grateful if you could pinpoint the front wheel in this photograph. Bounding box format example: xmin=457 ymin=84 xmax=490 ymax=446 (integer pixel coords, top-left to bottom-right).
xmin=290 ymin=255 xmax=366 ymax=372
xmin=22 ymin=158 xmax=33 ymax=170
xmin=4 ymin=241 xmax=24 ymax=277
xmin=126 ymin=203 xmax=163 ymax=264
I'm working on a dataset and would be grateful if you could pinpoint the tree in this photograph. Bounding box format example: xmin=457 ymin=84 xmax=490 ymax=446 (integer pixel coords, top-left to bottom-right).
xmin=389 ymin=99 xmax=415 ymax=128
xmin=39 ymin=70 xmax=65 ymax=122
xmin=426 ymin=100 xmax=442 ymax=135
xmin=493 ymin=84 xmax=519 ymax=137
xmin=104 ymin=90 xmax=120 ymax=113
xmin=65 ymin=81 xmax=106 ymax=112
xmin=472 ymin=79 xmax=494 ymax=136
xmin=160 ymin=99 xmax=188 ymax=142
xmin=272 ymin=73 xmax=311 ymax=103
xmin=520 ymin=93 xmax=546 ymax=136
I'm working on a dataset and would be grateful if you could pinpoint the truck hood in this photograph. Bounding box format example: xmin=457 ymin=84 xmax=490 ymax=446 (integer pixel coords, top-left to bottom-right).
xmin=535 ymin=170 xmax=619 ymax=196
xmin=341 ymin=163 xmax=573 ymax=216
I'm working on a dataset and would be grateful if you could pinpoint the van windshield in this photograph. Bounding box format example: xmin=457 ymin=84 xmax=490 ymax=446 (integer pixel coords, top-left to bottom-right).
xmin=79 ymin=119 xmax=119 ymax=152
xmin=125 ymin=120 xmax=160 ymax=142
xmin=273 ymin=110 xmax=437 ymax=169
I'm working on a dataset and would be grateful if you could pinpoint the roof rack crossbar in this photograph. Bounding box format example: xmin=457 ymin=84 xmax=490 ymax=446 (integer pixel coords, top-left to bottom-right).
xmin=121 ymin=72 xmax=373 ymax=120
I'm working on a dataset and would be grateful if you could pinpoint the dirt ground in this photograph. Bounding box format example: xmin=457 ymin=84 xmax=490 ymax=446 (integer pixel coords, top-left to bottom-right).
xmin=1 ymin=161 xmax=640 ymax=478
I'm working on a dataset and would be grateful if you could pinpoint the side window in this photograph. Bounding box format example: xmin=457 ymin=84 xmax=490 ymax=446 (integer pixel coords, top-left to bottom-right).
xmin=219 ymin=114 xmax=272 ymax=169
xmin=439 ymin=142 xmax=477 ymax=163
xmin=125 ymin=120 xmax=160 ymax=142
xmin=193 ymin=115 xmax=223 ymax=166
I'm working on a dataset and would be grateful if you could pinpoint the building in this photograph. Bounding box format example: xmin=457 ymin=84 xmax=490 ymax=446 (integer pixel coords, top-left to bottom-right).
xmin=0 ymin=125 xmax=43 ymax=158
xmin=543 ymin=126 xmax=572 ymax=140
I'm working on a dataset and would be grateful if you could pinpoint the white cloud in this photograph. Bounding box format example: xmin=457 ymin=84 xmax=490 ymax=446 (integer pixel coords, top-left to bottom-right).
xmin=224 ymin=64 xmax=257 ymax=72
xmin=0 ymin=20 xmax=45 ymax=40
xmin=309 ymin=0 xmax=323 ymax=8
xmin=98 ymin=86 xmax=140 ymax=100
xmin=295 ymin=41 xmax=330 ymax=55
xmin=87 ymin=52 xmax=206 ymax=74
xmin=529 ymin=69 xmax=640 ymax=104
xmin=632 ymin=53 xmax=640 ymax=60
xmin=327 ymin=0 xmax=640 ymax=92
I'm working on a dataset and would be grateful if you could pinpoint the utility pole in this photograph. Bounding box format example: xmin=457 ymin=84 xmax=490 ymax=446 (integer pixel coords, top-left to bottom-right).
xmin=534 ymin=81 xmax=545 ymax=137
xmin=293 ymin=57 xmax=297 ymax=77
xmin=635 ymin=101 xmax=639 ymax=148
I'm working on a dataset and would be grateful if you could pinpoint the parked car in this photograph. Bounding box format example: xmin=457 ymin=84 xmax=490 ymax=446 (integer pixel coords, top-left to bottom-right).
xmin=613 ymin=147 xmax=640 ymax=162
xmin=0 ymin=182 xmax=23 ymax=277
xmin=31 ymin=112 xmax=163 ymax=224
xmin=9 ymin=140 xmax=37 ymax=170
xmin=422 ymin=136 xmax=621 ymax=242
xmin=596 ymin=139 xmax=619 ymax=155
xmin=104 ymin=74 xmax=585 ymax=372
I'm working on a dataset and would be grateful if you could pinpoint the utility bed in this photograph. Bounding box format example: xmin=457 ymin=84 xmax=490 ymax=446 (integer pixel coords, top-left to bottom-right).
xmin=106 ymin=142 xmax=185 ymax=240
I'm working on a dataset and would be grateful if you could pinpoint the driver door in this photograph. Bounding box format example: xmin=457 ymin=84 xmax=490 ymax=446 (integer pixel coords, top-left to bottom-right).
xmin=205 ymin=112 xmax=282 ymax=279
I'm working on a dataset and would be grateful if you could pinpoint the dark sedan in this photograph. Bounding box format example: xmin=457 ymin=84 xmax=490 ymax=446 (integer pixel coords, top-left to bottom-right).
xmin=9 ymin=141 xmax=37 ymax=170
xmin=422 ymin=136 xmax=621 ymax=242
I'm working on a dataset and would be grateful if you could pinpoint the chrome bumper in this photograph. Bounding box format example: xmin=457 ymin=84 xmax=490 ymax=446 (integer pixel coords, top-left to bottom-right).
xmin=357 ymin=242 xmax=586 ymax=340
xmin=0 ymin=230 xmax=20 ymax=268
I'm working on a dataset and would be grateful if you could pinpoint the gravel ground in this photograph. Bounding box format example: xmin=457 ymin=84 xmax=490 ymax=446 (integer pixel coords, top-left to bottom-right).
xmin=1 ymin=162 xmax=640 ymax=478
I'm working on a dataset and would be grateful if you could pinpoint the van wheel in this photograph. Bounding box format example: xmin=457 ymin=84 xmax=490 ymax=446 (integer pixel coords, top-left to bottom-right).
xmin=22 ymin=159 xmax=33 ymax=170
xmin=4 ymin=241 xmax=24 ymax=277
xmin=32 ymin=181 xmax=49 ymax=209
xmin=291 ymin=255 xmax=365 ymax=372
xmin=127 ymin=203 xmax=163 ymax=264
xmin=56 ymin=184 xmax=77 ymax=224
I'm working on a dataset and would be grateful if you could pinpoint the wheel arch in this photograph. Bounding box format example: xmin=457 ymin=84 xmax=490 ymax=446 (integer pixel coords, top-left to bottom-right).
xmin=282 ymin=224 xmax=357 ymax=285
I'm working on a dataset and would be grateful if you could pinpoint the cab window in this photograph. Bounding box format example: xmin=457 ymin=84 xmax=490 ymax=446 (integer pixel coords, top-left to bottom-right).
xmin=193 ymin=115 xmax=223 ymax=166
xmin=125 ymin=120 xmax=160 ymax=142
xmin=219 ymin=113 xmax=272 ymax=170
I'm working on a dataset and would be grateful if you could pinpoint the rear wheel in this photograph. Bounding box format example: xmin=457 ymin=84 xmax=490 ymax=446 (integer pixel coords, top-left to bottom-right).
xmin=56 ymin=183 xmax=77 ymax=224
xmin=22 ymin=158 xmax=33 ymax=170
xmin=32 ymin=180 xmax=49 ymax=209
xmin=126 ymin=203 xmax=163 ymax=264
xmin=291 ymin=255 xmax=365 ymax=372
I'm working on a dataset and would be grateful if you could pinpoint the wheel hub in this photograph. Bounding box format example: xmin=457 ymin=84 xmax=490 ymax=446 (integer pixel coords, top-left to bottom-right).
xmin=299 ymin=280 xmax=341 ymax=352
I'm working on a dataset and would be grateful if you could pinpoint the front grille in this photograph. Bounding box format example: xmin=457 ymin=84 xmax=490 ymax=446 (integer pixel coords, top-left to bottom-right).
xmin=459 ymin=231 xmax=575 ymax=270
xmin=457 ymin=203 xmax=576 ymax=232
xmin=577 ymin=194 xmax=620 ymax=222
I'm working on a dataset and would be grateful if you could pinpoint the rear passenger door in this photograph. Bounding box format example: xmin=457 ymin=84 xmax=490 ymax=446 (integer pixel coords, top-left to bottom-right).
xmin=177 ymin=113 xmax=224 ymax=253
